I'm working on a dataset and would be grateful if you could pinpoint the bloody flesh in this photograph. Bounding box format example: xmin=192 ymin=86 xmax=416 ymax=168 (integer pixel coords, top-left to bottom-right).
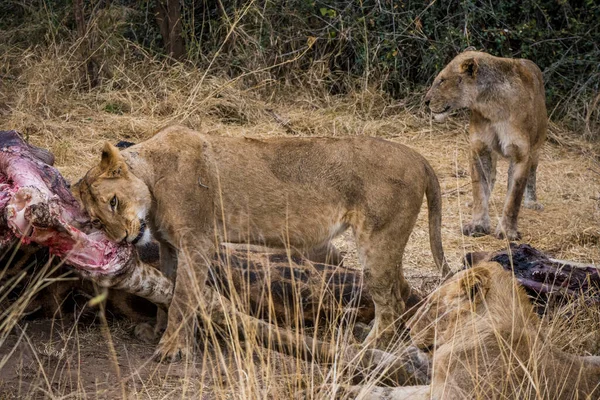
xmin=0 ymin=130 xmax=132 ymax=277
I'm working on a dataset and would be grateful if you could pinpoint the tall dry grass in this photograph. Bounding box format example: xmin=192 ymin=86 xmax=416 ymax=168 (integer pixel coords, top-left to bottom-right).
xmin=3 ymin=239 xmax=600 ymax=398
xmin=1 ymin=3 xmax=600 ymax=399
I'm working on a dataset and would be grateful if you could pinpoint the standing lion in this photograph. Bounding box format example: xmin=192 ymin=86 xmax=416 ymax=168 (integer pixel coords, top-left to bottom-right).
xmin=77 ymin=125 xmax=450 ymax=362
xmin=425 ymin=51 xmax=547 ymax=240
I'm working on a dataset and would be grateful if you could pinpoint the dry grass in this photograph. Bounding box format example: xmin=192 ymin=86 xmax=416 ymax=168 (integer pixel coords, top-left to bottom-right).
xmin=1 ymin=19 xmax=600 ymax=399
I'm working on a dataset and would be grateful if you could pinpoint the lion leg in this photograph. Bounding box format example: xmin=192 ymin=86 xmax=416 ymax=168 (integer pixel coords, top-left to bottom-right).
xmin=303 ymin=242 xmax=343 ymax=265
xmin=463 ymin=146 xmax=495 ymax=237
xmin=489 ymin=151 xmax=498 ymax=192
xmin=153 ymin=242 xmax=177 ymax=338
xmin=134 ymin=241 xmax=177 ymax=343
xmin=523 ymin=152 xmax=543 ymax=210
xmin=154 ymin=238 xmax=213 ymax=363
xmin=507 ymin=159 xmax=515 ymax=192
xmin=355 ymin=216 xmax=418 ymax=349
xmin=496 ymin=148 xmax=530 ymax=240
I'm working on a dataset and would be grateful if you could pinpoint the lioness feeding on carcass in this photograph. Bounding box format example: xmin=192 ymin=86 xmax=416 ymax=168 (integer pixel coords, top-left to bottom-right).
xmin=76 ymin=125 xmax=450 ymax=361
xmin=0 ymin=129 xmax=432 ymax=386
xmin=0 ymin=129 xmax=380 ymax=326
xmin=425 ymin=50 xmax=547 ymax=240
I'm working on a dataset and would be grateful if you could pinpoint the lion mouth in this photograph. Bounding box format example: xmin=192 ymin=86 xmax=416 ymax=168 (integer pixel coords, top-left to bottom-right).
xmin=431 ymin=105 xmax=451 ymax=122
xmin=432 ymin=105 xmax=451 ymax=114
xmin=131 ymin=220 xmax=147 ymax=245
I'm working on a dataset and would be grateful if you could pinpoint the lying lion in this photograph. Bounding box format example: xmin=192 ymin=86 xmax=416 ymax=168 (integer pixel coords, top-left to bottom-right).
xmin=425 ymin=50 xmax=547 ymax=240
xmin=349 ymin=262 xmax=600 ymax=399
xmin=76 ymin=125 xmax=450 ymax=362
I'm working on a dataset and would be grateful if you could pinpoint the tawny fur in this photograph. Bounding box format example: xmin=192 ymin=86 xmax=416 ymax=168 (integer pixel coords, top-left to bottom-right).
xmin=425 ymin=51 xmax=547 ymax=240
xmin=406 ymin=262 xmax=600 ymax=399
xmin=76 ymin=125 xmax=449 ymax=362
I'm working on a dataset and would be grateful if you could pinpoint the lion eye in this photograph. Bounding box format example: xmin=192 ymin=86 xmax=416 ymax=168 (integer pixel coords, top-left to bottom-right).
xmin=91 ymin=219 xmax=103 ymax=229
xmin=110 ymin=195 xmax=118 ymax=211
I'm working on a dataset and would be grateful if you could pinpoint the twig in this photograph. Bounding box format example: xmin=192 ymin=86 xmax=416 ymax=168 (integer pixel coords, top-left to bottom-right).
xmin=0 ymin=74 xmax=17 ymax=81
xmin=588 ymin=167 xmax=600 ymax=177
xmin=585 ymin=91 xmax=600 ymax=137
xmin=265 ymin=109 xmax=301 ymax=135
xmin=442 ymin=182 xmax=470 ymax=197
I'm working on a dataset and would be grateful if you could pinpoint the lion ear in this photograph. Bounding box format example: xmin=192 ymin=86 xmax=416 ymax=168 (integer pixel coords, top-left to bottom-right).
xmin=459 ymin=57 xmax=479 ymax=77
xmin=99 ymin=142 xmax=128 ymax=178
xmin=459 ymin=266 xmax=491 ymax=302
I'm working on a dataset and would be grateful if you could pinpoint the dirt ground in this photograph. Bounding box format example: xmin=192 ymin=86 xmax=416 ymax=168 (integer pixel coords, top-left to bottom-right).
xmin=0 ymin=316 xmax=273 ymax=399
xmin=1 ymin=95 xmax=600 ymax=398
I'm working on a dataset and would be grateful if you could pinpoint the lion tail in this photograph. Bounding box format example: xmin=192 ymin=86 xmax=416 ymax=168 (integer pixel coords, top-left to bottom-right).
xmin=425 ymin=162 xmax=451 ymax=278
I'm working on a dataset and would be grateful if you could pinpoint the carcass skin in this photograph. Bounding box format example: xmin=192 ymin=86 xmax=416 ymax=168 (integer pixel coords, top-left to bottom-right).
xmin=0 ymin=130 xmax=172 ymax=309
xmin=465 ymin=243 xmax=600 ymax=301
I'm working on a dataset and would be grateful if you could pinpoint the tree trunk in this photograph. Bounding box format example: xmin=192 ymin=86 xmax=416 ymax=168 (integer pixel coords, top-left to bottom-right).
xmin=73 ymin=0 xmax=98 ymax=88
xmin=154 ymin=0 xmax=185 ymax=60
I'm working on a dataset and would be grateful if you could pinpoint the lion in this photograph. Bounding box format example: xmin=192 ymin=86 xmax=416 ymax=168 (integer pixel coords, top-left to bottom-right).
xmin=402 ymin=262 xmax=600 ymax=399
xmin=76 ymin=125 xmax=450 ymax=362
xmin=425 ymin=51 xmax=547 ymax=240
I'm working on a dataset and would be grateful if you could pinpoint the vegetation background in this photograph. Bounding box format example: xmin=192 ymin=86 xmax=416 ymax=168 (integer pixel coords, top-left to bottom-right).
xmin=1 ymin=0 xmax=598 ymax=134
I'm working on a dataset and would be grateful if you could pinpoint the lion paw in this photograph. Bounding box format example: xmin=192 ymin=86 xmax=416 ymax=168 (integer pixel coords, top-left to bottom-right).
xmin=362 ymin=316 xmax=406 ymax=350
xmin=494 ymin=225 xmax=521 ymax=241
xmin=524 ymin=201 xmax=544 ymax=211
xmin=462 ymin=222 xmax=490 ymax=237
xmin=153 ymin=338 xmax=189 ymax=363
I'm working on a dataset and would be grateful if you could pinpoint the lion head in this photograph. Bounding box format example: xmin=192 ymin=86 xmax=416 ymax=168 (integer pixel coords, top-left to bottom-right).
xmin=424 ymin=51 xmax=489 ymax=122
xmin=407 ymin=262 xmax=535 ymax=353
xmin=407 ymin=262 xmax=600 ymax=399
xmin=407 ymin=264 xmax=493 ymax=351
xmin=76 ymin=142 xmax=152 ymax=245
